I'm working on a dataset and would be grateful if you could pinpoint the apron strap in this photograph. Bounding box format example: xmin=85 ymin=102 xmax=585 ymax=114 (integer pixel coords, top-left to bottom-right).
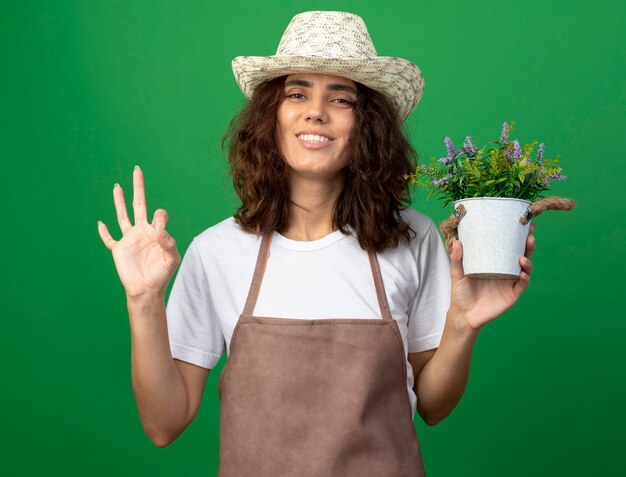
xmin=367 ymin=249 xmax=394 ymax=321
xmin=242 ymin=232 xmax=273 ymax=316
xmin=243 ymin=231 xmax=394 ymax=322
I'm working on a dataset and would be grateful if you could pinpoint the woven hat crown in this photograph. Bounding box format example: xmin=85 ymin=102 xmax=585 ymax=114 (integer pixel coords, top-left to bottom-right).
xmin=276 ymin=11 xmax=378 ymax=59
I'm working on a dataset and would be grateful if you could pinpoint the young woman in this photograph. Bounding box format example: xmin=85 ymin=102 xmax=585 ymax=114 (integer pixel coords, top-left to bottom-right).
xmin=97 ymin=11 xmax=536 ymax=477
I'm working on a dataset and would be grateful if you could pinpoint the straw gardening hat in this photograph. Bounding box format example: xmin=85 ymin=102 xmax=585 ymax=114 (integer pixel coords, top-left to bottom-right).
xmin=232 ymin=11 xmax=425 ymax=122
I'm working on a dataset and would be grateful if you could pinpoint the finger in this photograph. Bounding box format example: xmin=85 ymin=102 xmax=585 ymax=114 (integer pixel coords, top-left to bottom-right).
xmin=450 ymin=239 xmax=465 ymax=281
xmin=529 ymin=222 xmax=536 ymax=235
xmin=513 ymin=269 xmax=530 ymax=296
xmin=156 ymin=226 xmax=181 ymax=271
xmin=133 ymin=165 xmax=148 ymax=224
xmin=97 ymin=220 xmax=118 ymax=250
xmin=524 ymin=232 xmax=536 ymax=260
xmin=520 ymin=255 xmax=533 ymax=275
xmin=113 ymin=183 xmax=132 ymax=234
xmin=152 ymin=208 xmax=169 ymax=234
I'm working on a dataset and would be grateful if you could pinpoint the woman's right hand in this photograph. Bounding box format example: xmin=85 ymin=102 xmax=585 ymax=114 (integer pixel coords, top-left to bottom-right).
xmin=97 ymin=166 xmax=181 ymax=300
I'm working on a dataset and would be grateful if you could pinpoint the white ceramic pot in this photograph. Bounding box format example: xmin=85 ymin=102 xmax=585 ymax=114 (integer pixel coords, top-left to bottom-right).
xmin=452 ymin=197 xmax=533 ymax=279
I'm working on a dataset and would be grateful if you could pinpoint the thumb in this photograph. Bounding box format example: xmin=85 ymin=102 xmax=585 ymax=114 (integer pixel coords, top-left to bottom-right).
xmin=450 ymin=239 xmax=465 ymax=281
xmin=156 ymin=223 xmax=172 ymax=246
xmin=156 ymin=224 xmax=176 ymax=251
xmin=156 ymin=225 xmax=180 ymax=267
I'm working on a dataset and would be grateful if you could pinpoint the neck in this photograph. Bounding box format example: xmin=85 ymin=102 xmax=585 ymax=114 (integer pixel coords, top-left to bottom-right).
xmin=279 ymin=171 xmax=345 ymax=241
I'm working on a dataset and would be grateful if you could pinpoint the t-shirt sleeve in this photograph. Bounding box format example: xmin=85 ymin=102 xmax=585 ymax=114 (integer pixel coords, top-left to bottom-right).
xmin=406 ymin=220 xmax=451 ymax=353
xmin=165 ymin=238 xmax=225 ymax=369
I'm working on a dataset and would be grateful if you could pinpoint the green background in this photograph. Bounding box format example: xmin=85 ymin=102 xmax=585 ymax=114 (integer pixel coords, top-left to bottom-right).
xmin=2 ymin=0 xmax=624 ymax=475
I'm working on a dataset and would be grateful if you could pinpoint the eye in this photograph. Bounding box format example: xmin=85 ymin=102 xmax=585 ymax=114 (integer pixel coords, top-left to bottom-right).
xmin=332 ymin=98 xmax=355 ymax=106
xmin=286 ymin=93 xmax=306 ymax=99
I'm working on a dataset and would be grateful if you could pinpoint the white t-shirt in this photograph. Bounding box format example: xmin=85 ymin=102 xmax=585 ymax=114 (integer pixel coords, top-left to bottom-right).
xmin=166 ymin=207 xmax=451 ymax=419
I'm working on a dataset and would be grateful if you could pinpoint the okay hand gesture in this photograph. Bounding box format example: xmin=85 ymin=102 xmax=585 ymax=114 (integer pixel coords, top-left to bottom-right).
xmin=97 ymin=166 xmax=181 ymax=299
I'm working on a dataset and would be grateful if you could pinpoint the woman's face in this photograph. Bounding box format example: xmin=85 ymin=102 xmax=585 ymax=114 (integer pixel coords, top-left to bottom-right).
xmin=275 ymin=73 xmax=357 ymax=181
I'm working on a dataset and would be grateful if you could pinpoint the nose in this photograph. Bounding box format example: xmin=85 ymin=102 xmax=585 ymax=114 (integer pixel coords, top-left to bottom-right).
xmin=305 ymin=96 xmax=328 ymax=123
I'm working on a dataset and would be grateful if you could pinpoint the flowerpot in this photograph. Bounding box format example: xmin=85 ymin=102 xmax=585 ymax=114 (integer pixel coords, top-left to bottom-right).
xmin=452 ymin=197 xmax=533 ymax=279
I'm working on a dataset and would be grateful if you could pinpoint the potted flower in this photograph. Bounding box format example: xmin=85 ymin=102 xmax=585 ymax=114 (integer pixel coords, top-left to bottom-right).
xmin=406 ymin=121 xmax=576 ymax=279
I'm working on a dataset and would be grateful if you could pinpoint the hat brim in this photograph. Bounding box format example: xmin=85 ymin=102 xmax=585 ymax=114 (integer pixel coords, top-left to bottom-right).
xmin=232 ymin=55 xmax=424 ymax=122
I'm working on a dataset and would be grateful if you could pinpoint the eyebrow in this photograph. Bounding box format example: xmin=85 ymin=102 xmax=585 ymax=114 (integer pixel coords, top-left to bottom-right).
xmin=284 ymin=79 xmax=358 ymax=96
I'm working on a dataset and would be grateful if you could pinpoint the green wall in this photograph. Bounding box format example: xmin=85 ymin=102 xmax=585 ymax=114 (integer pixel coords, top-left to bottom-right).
xmin=2 ymin=1 xmax=624 ymax=475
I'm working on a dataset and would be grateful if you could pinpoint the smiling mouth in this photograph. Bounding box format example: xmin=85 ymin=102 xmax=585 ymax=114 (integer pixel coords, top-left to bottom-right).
xmin=296 ymin=134 xmax=334 ymax=143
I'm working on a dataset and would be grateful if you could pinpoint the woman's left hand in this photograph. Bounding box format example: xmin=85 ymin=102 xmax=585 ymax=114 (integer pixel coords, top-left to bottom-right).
xmin=449 ymin=222 xmax=537 ymax=332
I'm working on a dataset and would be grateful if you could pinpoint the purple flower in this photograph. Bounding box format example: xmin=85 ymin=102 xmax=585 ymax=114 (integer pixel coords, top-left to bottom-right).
xmin=444 ymin=136 xmax=456 ymax=159
xmin=438 ymin=156 xmax=453 ymax=166
xmin=500 ymin=122 xmax=510 ymax=144
xmin=461 ymin=136 xmax=477 ymax=156
xmin=507 ymin=140 xmax=522 ymax=162
xmin=512 ymin=140 xmax=522 ymax=158
xmin=432 ymin=174 xmax=451 ymax=187
xmin=546 ymin=173 xmax=567 ymax=181
xmin=537 ymin=143 xmax=544 ymax=163
xmin=420 ymin=164 xmax=428 ymax=171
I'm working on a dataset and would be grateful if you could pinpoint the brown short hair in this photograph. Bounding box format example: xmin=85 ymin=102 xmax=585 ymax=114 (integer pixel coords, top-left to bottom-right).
xmin=222 ymin=76 xmax=419 ymax=253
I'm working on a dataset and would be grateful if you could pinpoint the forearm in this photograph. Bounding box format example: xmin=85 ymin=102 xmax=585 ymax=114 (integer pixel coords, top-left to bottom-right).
xmin=414 ymin=307 xmax=480 ymax=425
xmin=127 ymin=294 xmax=189 ymax=446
